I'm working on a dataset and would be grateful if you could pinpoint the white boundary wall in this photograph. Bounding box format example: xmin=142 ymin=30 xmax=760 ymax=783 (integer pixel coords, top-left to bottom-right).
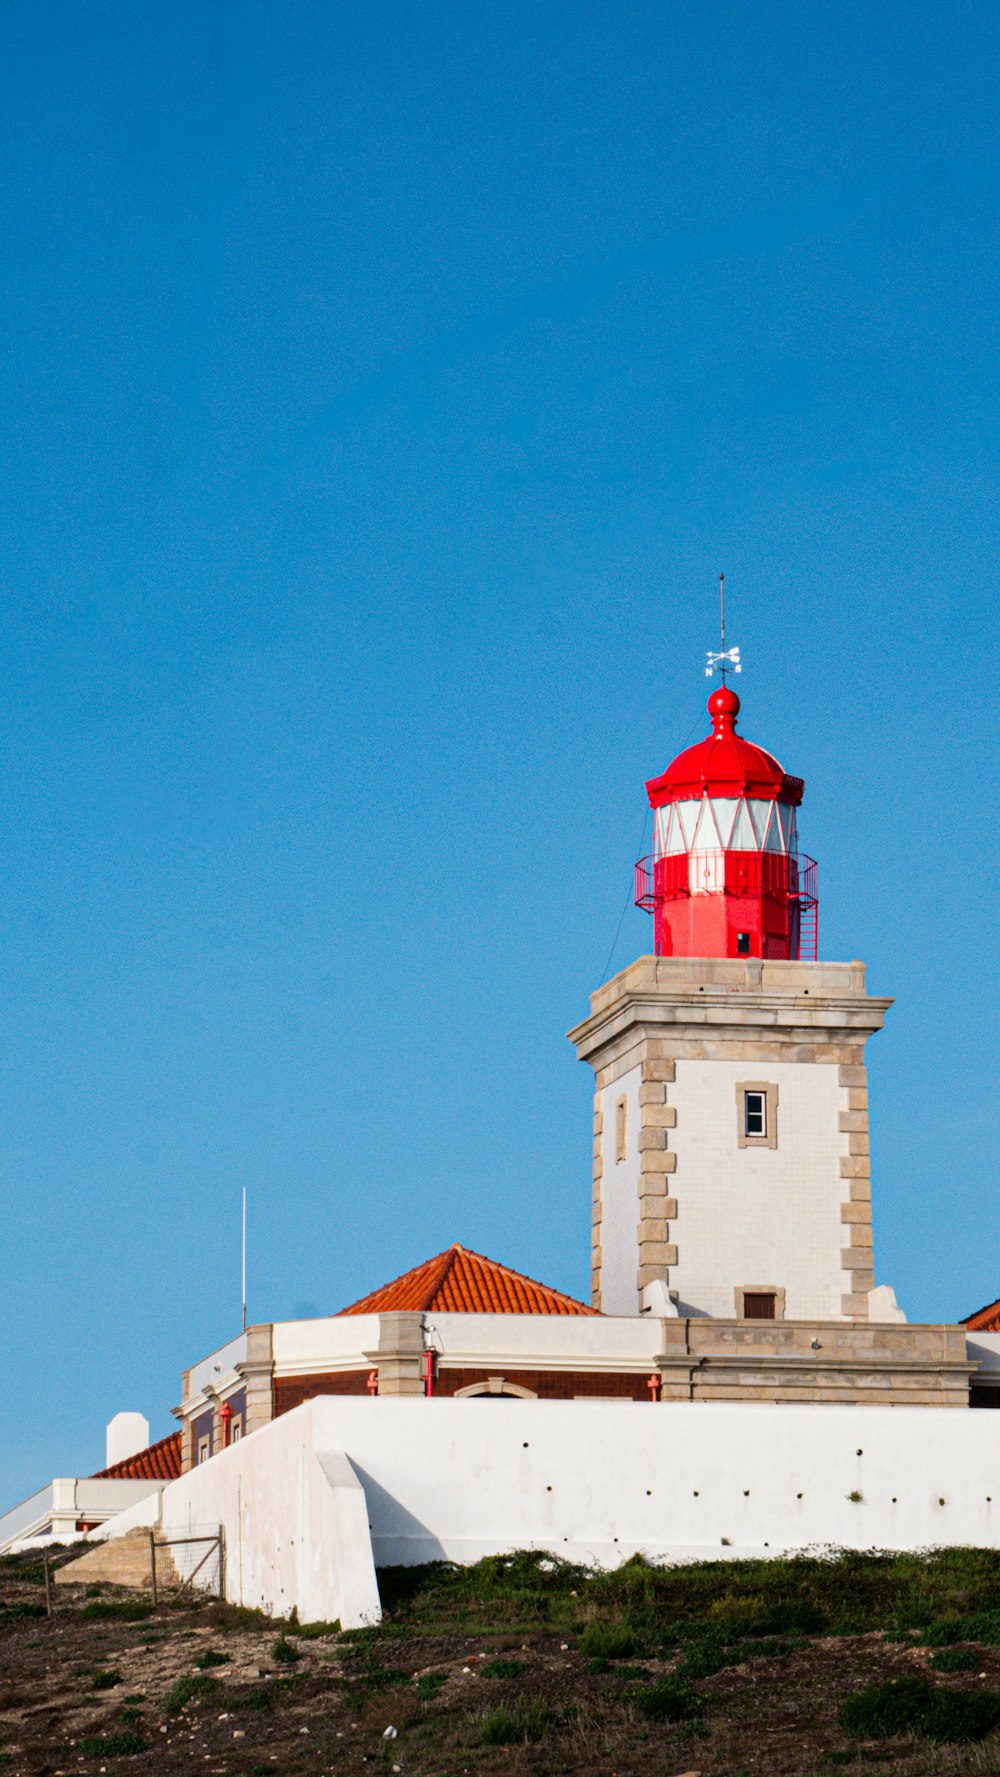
xmin=91 ymin=1397 xmax=1000 ymax=1624
xmin=88 ymin=1404 xmax=380 ymax=1628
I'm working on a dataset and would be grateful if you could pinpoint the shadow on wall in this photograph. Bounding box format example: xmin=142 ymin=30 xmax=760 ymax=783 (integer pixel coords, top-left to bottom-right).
xmin=347 ymin=1462 xmax=447 ymax=1568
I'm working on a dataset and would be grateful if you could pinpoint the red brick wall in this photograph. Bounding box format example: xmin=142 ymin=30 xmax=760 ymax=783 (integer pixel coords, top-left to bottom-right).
xmin=436 ymin=1367 xmax=651 ymax=1401
xmin=274 ymin=1370 xmax=373 ymax=1416
xmin=273 ymin=1366 xmax=654 ymax=1413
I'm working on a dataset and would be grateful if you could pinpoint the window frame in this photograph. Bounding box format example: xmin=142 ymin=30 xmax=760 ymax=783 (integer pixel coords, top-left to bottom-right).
xmin=735 ymin=1285 xmax=786 ymax=1321
xmin=615 ymin=1094 xmax=628 ymax=1163
xmin=736 ymin=1080 xmax=778 ymax=1150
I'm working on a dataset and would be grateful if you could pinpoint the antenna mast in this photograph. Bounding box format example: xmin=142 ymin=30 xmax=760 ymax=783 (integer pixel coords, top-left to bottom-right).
xmin=706 ymin=571 xmax=741 ymax=682
xmin=241 ymin=1187 xmax=247 ymax=1332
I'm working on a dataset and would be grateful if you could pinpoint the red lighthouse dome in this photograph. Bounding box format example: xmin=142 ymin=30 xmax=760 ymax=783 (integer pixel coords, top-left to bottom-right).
xmin=635 ymin=688 xmax=818 ymax=961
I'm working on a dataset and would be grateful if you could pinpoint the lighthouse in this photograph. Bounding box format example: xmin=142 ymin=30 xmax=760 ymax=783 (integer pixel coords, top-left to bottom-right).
xmin=569 ymin=660 xmax=896 ymax=1328
xmin=636 ymin=683 xmax=818 ymax=963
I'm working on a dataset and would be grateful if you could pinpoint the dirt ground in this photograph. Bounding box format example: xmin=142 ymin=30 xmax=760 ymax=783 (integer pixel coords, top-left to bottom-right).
xmin=4 ymin=1556 xmax=1000 ymax=1776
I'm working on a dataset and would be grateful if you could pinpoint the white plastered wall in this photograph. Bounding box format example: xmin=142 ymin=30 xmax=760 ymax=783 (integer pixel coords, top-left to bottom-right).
xmin=597 ymin=1063 xmax=642 ymax=1315
xmin=670 ymin=1057 xmax=848 ymax=1319
xmin=89 ymin=1397 xmax=1000 ymax=1616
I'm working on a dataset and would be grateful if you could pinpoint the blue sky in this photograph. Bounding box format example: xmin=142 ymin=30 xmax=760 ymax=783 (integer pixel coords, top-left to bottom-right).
xmin=1 ymin=1 xmax=997 ymax=1505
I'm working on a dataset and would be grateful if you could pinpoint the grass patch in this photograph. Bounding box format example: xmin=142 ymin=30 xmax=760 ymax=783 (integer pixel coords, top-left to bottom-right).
xmin=76 ymin=1734 xmax=148 ymax=1757
xmin=90 ymin=1669 xmax=122 ymax=1690
xmin=930 ymin=1647 xmax=982 ymax=1672
xmin=80 ymin=1600 xmax=151 ymax=1622
xmin=117 ymin=1707 xmax=142 ymax=1724
xmin=235 ymin=1688 xmax=273 ymax=1711
xmin=272 ymin=1635 xmax=299 ymax=1664
xmin=481 ymin=1657 xmax=526 ymax=1678
xmin=287 ymin=1617 xmax=340 ymax=1638
xmin=377 ymin=1548 xmax=1000 ymax=1644
xmin=165 ymin=1673 xmax=221 ymax=1712
xmin=921 ymin=1608 xmax=1000 ymax=1646
xmin=631 ymin=1677 xmax=703 ymax=1723
xmin=195 ymin=1648 xmax=230 ymax=1669
xmin=0 ymin=1602 xmax=46 ymax=1622
xmin=416 ymin=1672 xmax=445 ymax=1699
xmin=479 ymin=1699 xmax=551 ymax=1745
xmin=839 ymin=1675 xmax=1000 ymax=1743
xmin=580 ymin=1623 xmax=638 ymax=1660
xmin=350 ymin=1666 xmax=407 ymax=1692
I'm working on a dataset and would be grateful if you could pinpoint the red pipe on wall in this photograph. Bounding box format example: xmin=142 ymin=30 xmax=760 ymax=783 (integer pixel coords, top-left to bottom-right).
xmin=647 ymin=1372 xmax=661 ymax=1402
xmin=424 ymin=1349 xmax=435 ymax=1398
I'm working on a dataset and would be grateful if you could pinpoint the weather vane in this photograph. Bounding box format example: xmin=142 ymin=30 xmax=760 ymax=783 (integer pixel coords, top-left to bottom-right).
xmin=705 ymin=572 xmax=741 ymax=682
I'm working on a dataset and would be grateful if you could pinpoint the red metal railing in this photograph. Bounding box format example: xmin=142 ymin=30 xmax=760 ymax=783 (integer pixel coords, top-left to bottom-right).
xmin=634 ymin=850 xmax=819 ymax=960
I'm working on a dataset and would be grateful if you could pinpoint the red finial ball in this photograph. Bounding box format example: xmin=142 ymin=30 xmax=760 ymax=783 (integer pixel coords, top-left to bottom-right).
xmin=707 ymin=684 xmax=740 ymax=735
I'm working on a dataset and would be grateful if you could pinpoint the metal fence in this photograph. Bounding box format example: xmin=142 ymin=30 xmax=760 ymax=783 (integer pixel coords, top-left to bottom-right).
xmin=43 ymin=1524 xmax=224 ymax=1611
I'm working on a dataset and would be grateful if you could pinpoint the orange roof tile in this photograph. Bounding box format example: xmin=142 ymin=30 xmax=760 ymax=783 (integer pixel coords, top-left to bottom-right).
xmin=92 ymin=1430 xmax=182 ymax=1482
xmin=337 ymin=1244 xmax=599 ymax=1316
xmin=964 ymin=1298 xmax=1000 ymax=1332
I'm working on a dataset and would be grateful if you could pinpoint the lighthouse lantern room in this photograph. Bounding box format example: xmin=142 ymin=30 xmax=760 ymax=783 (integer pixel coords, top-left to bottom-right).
xmin=635 ymin=683 xmax=818 ymax=960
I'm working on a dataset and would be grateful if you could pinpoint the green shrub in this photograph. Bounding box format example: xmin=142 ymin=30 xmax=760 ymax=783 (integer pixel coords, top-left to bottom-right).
xmin=195 ymin=1648 xmax=230 ymax=1669
xmin=416 ymin=1673 xmax=445 ymax=1700
xmin=480 ymin=1699 xmax=551 ymax=1745
xmin=352 ymin=1666 xmax=407 ymax=1692
xmin=238 ymin=1688 xmax=273 ymax=1711
xmin=122 ymin=1694 xmax=144 ymax=1704
xmin=922 ymin=1609 xmax=1000 ymax=1647
xmin=930 ymin=1647 xmax=981 ymax=1672
xmin=0 ymin=1603 xmax=46 ymax=1622
xmin=481 ymin=1658 xmax=525 ymax=1679
xmin=117 ymin=1707 xmax=142 ymax=1724
xmin=76 ymin=1735 xmax=147 ymax=1757
xmin=632 ymin=1678 xmax=703 ymax=1723
xmin=80 ymin=1600 xmax=151 ymax=1622
xmin=676 ymin=1637 xmax=730 ymax=1679
xmin=921 ymin=1689 xmax=1000 ymax=1743
xmin=289 ymin=1618 xmax=340 ymax=1638
xmin=580 ymin=1623 xmax=638 ymax=1660
xmin=90 ymin=1669 xmax=122 ymax=1690
xmin=165 ymin=1674 xmax=220 ymax=1712
xmin=839 ymin=1676 xmax=936 ymax=1738
xmin=587 ymin=1656 xmax=610 ymax=1675
xmin=272 ymin=1635 xmax=299 ymax=1664
xmin=839 ymin=1676 xmax=1000 ymax=1743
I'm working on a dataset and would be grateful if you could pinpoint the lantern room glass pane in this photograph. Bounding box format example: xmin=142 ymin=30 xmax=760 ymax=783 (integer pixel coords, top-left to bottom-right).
xmin=690 ymin=801 xmax=722 ymax=851
xmin=763 ymin=803 xmax=785 ymax=852
xmin=776 ymin=803 xmax=797 ymax=853
xmin=729 ymin=798 xmax=758 ymax=851
xmin=710 ymin=799 xmax=739 ymax=848
xmin=748 ymin=799 xmax=773 ymax=846
xmin=664 ymin=807 xmax=687 ymax=855
xmin=674 ymin=801 xmax=699 ymax=848
xmin=654 ymin=806 xmax=670 ymax=855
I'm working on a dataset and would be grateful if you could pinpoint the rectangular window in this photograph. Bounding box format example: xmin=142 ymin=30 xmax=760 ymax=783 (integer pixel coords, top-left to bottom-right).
xmin=230 ymin=1422 xmax=242 ymax=1443
xmin=615 ymin=1095 xmax=628 ymax=1163
xmin=744 ymin=1090 xmax=766 ymax=1137
xmin=743 ymin=1292 xmax=776 ymax=1320
xmin=196 ymin=1436 xmax=210 ymax=1466
xmin=736 ymin=1081 xmax=778 ymax=1149
xmin=736 ymin=931 xmax=751 ymax=954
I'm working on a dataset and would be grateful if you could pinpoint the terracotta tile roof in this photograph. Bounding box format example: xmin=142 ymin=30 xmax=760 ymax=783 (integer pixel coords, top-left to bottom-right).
xmin=92 ymin=1430 xmax=182 ymax=1482
xmin=963 ymin=1298 xmax=1000 ymax=1332
xmin=337 ymin=1244 xmax=599 ymax=1317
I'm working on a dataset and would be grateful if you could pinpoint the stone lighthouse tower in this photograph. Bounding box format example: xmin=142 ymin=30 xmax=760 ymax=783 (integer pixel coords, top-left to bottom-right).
xmin=568 ymin=674 xmax=892 ymax=1325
